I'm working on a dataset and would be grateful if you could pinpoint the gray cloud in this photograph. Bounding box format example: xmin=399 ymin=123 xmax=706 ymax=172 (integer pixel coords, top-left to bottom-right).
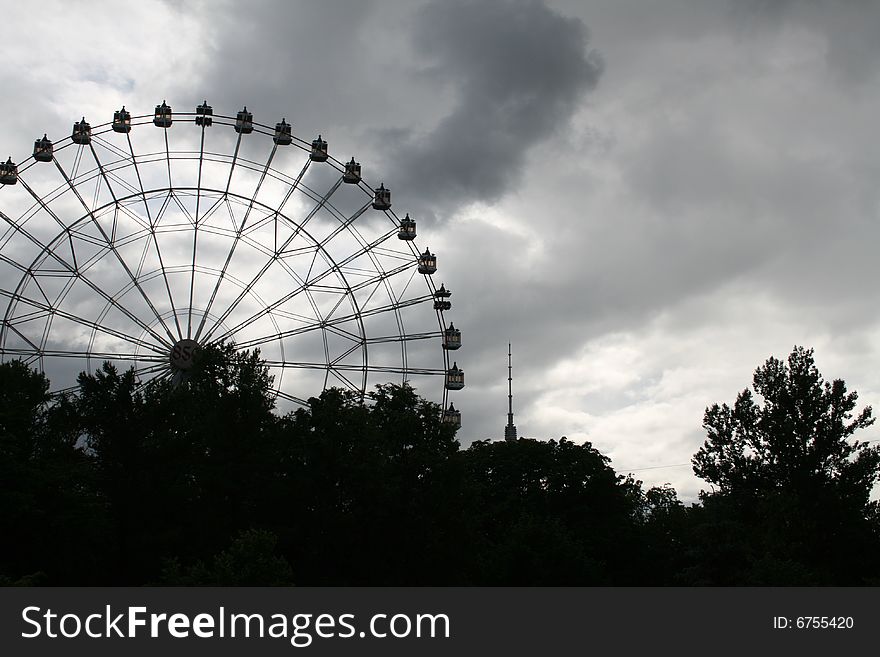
xmin=175 ymin=0 xmax=603 ymax=221
xmin=380 ymin=0 xmax=603 ymax=217
xmin=729 ymin=0 xmax=880 ymax=84
xmin=196 ymin=0 xmax=377 ymax=127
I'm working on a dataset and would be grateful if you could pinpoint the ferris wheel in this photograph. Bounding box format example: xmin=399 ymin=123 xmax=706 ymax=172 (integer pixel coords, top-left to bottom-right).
xmin=0 ymin=101 xmax=464 ymax=422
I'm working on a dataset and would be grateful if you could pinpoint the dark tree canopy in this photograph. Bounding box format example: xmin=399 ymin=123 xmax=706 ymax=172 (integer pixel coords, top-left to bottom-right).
xmin=693 ymin=346 xmax=879 ymax=501
xmin=461 ymin=437 xmax=647 ymax=584
xmin=689 ymin=346 xmax=880 ymax=585
xmin=3 ymin=344 xmax=880 ymax=586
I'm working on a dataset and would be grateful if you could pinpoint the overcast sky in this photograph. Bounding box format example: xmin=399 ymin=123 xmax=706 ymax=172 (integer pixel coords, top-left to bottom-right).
xmin=3 ymin=0 xmax=880 ymax=500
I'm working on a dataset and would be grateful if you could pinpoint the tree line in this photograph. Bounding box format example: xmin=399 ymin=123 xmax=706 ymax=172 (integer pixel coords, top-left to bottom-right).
xmin=2 ymin=344 xmax=879 ymax=585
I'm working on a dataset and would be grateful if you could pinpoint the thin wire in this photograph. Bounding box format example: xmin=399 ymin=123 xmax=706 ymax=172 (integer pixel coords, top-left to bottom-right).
xmin=618 ymin=439 xmax=880 ymax=474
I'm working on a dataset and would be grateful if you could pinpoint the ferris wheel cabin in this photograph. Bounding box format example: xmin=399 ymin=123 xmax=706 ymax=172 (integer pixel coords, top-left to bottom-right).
xmin=310 ymin=135 xmax=328 ymax=161
xmin=442 ymin=403 xmax=462 ymax=428
xmin=446 ymin=362 xmax=465 ymax=390
xmin=433 ymin=284 xmax=452 ymax=311
xmin=371 ymin=183 xmax=391 ymax=210
xmin=343 ymin=157 xmax=361 ymax=183
xmin=417 ymin=248 xmax=437 ymax=275
xmin=71 ymin=118 xmax=91 ymax=145
xmin=153 ymin=101 xmax=173 ymax=128
xmin=443 ymin=323 xmax=461 ymax=350
xmin=235 ymin=107 xmax=254 ymax=134
xmin=0 ymin=158 xmax=17 ymax=185
xmin=398 ymin=213 xmax=416 ymax=240
xmin=33 ymin=135 xmax=53 ymax=162
xmin=112 ymin=106 xmax=131 ymax=133
xmin=195 ymin=101 xmax=213 ymax=127
xmin=274 ymin=119 xmax=292 ymax=145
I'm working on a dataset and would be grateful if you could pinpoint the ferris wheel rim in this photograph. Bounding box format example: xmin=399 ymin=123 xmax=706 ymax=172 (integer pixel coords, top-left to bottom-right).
xmin=0 ymin=101 xmax=458 ymax=411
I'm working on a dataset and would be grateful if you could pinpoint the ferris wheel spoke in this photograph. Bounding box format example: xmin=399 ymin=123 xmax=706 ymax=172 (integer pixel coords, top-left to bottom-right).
xmin=208 ymin=276 xmax=320 ymax=344
xmin=230 ymin=316 xmax=352 ymax=351
xmin=194 ymin=192 xmax=230 ymax=229
xmin=248 ymin=158 xmax=313 ymax=250
xmin=260 ymin=358 xmax=364 ymax=395
xmin=147 ymin=221 xmax=183 ymax=341
xmin=324 ymin=322 xmax=367 ymax=344
xmin=317 ymin=208 xmax=395 ymax=352
xmin=230 ymin=293 xmax=431 ymax=352
xmin=364 ymin=331 xmax=440 ymax=344
xmin=327 ymin=367 xmax=364 ymax=395
xmin=148 ymin=368 xmax=173 ymax=384
xmin=0 ymin=287 xmax=166 ymax=355
xmin=193 ymin=144 xmax=279 ymax=342
xmin=92 ymin=134 xmax=134 ymax=162
xmin=347 ymin=261 xmax=416 ymax=295
xmin=101 ymin=156 xmax=142 ymax=197
xmin=114 ymin=200 xmax=150 ymax=240
xmin=0 ymin=207 xmax=77 ymax=273
xmin=374 ymin=261 xmax=407 ymax=373
xmin=132 ymin=361 xmax=171 ymax=378
xmin=186 ymin=123 xmax=209 ymax=340
xmin=2 ymin=321 xmax=43 ymax=357
xmin=328 ymin=342 xmax=364 ymax=368
xmin=263 ymin=359 xmax=444 ymax=377
xmin=15 ymin=177 xmax=82 ymax=240
xmin=69 ymin=142 xmax=86 ymax=180
xmin=49 ymin=159 xmax=178 ymax=344
xmin=224 ymin=129 xmax=247 ymax=195
xmin=86 ymin=145 xmax=154 ymax=287
xmin=209 ymin=227 xmax=404 ymax=344
xmin=331 ymin=229 xmax=401 ymax=277
xmin=163 ymin=129 xmax=173 ymax=188
xmin=272 ymin=389 xmax=312 ymax=407
xmin=2 ymin=197 xmax=169 ymax=349
xmin=238 ymin=212 xmax=274 ymax=239
xmin=194 ymin=122 xmax=208 ymax=220
xmin=314 ymin=202 xmax=371 ymax=249
xmin=124 ymin=134 xmax=153 ymax=224
xmin=47 ymin=382 xmax=81 ymax=398
xmin=397 ymin=265 xmax=420 ymax=301
xmin=270 ymin=173 xmax=344 ymax=254
xmin=2 ymin=347 xmax=165 ymax=363
xmin=322 ymin=288 xmax=352 ymax=325
xmin=121 ymin=134 xmax=184 ymax=341
xmin=287 ymin=177 xmax=345 ymax=245
xmin=200 ymin=173 xmax=343 ymax=344
xmin=186 ymin=220 xmax=199 ymax=339
xmin=131 ymin=222 xmax=154 ymax=280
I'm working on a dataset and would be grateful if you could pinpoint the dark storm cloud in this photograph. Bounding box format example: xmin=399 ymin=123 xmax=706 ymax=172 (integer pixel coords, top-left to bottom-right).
xmin=196 ymin=0 xmax=380 ymax=133
xmin=191 ymin=0 xmax=601 ymax=220
xmin=382 ymin=0 xmax=603 ymax=216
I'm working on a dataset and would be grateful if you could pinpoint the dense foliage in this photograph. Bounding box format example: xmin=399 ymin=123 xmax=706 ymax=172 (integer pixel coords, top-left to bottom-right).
xmin=2 ymin=345 xmax=879 ymax=585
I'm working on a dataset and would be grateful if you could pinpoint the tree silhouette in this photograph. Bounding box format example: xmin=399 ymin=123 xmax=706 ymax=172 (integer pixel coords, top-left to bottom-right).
xmin=0 ymin=361 xmax=105 ymax=583
xmin=6 ymin=344 xmax=879 ymax=585
xmin=159 ymin=529 xmax=294 ymax=586
xmin=276 ymin=383 xmax=461 ymax=584
xmin=694 ymin=346 xmax=877 ymax=498
xmin=461 ymin=437 xmax=645 ymax=584
xmin=688 ymin=346 xmax=880 ymax=584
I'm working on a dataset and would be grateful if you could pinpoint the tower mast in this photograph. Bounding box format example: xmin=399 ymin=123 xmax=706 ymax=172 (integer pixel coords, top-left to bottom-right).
xmin=504 ymin=343 xmax=518 ymax=441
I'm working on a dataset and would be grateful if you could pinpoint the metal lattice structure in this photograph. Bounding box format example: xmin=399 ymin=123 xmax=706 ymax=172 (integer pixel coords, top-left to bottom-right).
xmin=0 ymin=101 xmax=464 ymax=411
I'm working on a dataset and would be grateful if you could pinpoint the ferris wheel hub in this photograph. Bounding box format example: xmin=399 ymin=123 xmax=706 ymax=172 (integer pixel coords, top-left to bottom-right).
xmin=169 ymin=339 xmax=200 ymax=371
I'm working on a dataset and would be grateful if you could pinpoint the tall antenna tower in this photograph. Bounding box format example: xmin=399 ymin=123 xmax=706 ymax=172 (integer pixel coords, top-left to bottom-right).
xmin=504 ymin=343 xmax=518 ymax=441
